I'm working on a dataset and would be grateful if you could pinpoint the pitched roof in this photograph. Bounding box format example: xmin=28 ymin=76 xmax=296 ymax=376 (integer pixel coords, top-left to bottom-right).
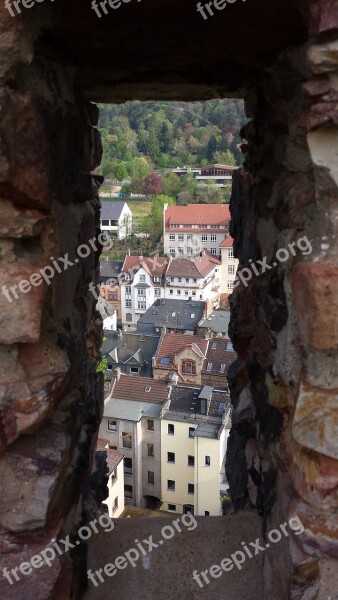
xmin=220 ymin=236 xmax=234 ymax=248
xmin=96 ymin=438 xmax=124 ymax=474
xmin=166 ymin=254 xmax=220 ymax=279
xmin=202 ymin=338 xmax=237 ymax=375
xmin=111 ymin=373 xmax=170 ymax=403
xmin=137 ymin=299 xmax=206 ymax=333
xmin=155 ymin=333 xmax=208 ymax=368
xmin=122 ymin=255 xmax=169 ymax=278
xmin=100 ymin=201 xmax=129 ymax=220
xmin=165 ymin=204 xmax=231 ymax=229
xmin=102 ymin=331 xmax=160 ymax=377
xmin=100 ymin=260 xmax=123 ymax=280
xmin=198 ymin=310 xmax=231 ymax=335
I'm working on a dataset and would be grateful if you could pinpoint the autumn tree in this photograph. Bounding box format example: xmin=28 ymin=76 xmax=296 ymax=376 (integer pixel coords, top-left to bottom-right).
xmin=143 ymin=172 xmax=163 ymax=197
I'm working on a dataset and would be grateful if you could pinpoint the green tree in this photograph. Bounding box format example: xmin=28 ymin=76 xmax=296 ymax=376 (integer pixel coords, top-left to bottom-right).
xmin=114 ymin=162 xmax=128 ymax=181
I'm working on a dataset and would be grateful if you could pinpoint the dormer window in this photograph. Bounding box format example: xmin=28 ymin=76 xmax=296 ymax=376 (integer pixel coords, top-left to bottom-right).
xmin=182 ymin=360 xmax=196 ymax=375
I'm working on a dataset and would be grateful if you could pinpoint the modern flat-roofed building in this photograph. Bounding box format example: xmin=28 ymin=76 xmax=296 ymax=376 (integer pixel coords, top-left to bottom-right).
xmin=195 ymin=164 xmax=238 ymax=187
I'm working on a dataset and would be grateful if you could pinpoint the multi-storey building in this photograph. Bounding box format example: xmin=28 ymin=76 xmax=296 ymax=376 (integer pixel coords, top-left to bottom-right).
xmin=153 ymin=332 xmax=208 ymax=385
xmin=160 ymin=384 xmax=231 ymax=516
xmin=96 ymin=439 xmax=125 ymax=518
xmin=99 ymin=260 xmax=123 ymax=324
xmin=219 ymin=236 xmax=239 ymax=293
xmin=99 ymin=373 xmax=171 ymax=508
xmin=100 ymin=201 xmax=132 ymax=240
xmin=164 ymin=252 xmax=221 ymax=307
xmin=163 ymin=203 xmax=231 ymax=258
xmin=120 ymin=255 xmax=169 ymax=328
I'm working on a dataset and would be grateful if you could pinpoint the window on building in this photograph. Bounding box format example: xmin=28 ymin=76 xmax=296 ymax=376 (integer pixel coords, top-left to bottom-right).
xmin=138 ymin=300 xmax=146 ymax=309
xmin=125 ymin=286 xmax=131 ymax=293
xmin=122 ymin=432 xmax=132 ymax=449
xmin=125 ymin=299 xmax=132 ymax=308
xmin=148 ymin=471 xmax=154 ymax=485
xmin=168 ymin=424 xmax=175 ymax=435
xmin=109 ymin=445 xmax=117 ymax=450
xmin=108 ymin=420 xmax=117 ymax=431
xmin=210 ymin=248 xmax=217 ymax=255
xmin=155 ymin=288 xmax=161 ymax=297
xmin=227 ymin=280 xmax=234 ymax=291
xmin=206 ymin=362 xmax=212 ymax=372
xmin=178 ymin=247 xmax=184 ymax=255
xmin=189 ymin=427 xmax=195 ymax=438
xmin=148 ymin=419 xmax=154 ymax=431
xmin=126 ymin=313 xmax=132 ymax=322
xmin=168 ymin=504 xmax=176 ymax=511
xmin=202 ymin=234 xmax=208 ymax=242
xmin=188 ymin=455 xmax=195 ymax=467
xmin=124 ymin=484 xmax=133 ymax=499
xmin=108 ymin=292 xmax=113 ymax=300
xmin=101 ymin=219 xmax=109 ymax=226
xmin=211 ymin=234 xmax=217 ymax=242
xmin=178 ymin=234 xmax=184 ymax=241
xmin=205 ymin=455 xmax=211 ymax=466
xmin=192 ymin=291 xmax=196 ymax=296
xmin=205 ymin=511 xmax=210 ymax=516
xmin=187 ymin=234 xmax=193 ymax=241
xmin=148 ymin=443 xmax=154 ymax=457
xmin=220 ymin=364 xmax=226 ymax=373
xmin=107 ymin=363 xmax=113 ymax=371
xmin=200 ymin=399 xmax=207 ymax=415
xmin=228 ymin=264 xmax=235 ymax=274
xmin=113 ymin=497 xmax=118 ymax=512
xmin=182 ymin=360 xmax=196 ymax=375
xmin=184 ymin=290 xmax=189 ymax=296
xmin=139 ymin=274 xmax=146 ymax=282
xmin=169 ymin=248 xmax=176 ymax=256
xmin=138 ymin=289 xmax=145 ymax=296
xmin=167 ymin=479 xmax=175 ymax=491
xmin=169 ymin=289 xmax=173 ymax=295
xmin=111 ymin=468 xmax=117 ymax=482
xmin=187 ymin=246 xmax=193 ymax=255
xmin=188 ymin=483 xmax=195 ymax=494
xmin=129 ymin=366 xmax=139 ymax=375
xmin=169 ymin=234 xmax=175 ymax=241
xmin=177 ymin=290 xmax=181 ymax=295
xmin=167 ymin=452 xmax=175 ymax=463
xmin=228 ymin=248 xmax=234 ymax=258
xmin=124 ymin=457 xmax=133 ymax=475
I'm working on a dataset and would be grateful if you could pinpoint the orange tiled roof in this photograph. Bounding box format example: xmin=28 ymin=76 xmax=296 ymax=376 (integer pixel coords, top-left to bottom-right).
xmin=166 ymin=254 xmax=220 ymax=279
xmin=155 ymin=332 xmax=208 ymax=368
xmin=219 ymin=236 xmax=234 ymax=248
xmin=165 ymin=204 xmax=231 ymax=229
xmin=111 ymin=373 xmax=170 ymax=403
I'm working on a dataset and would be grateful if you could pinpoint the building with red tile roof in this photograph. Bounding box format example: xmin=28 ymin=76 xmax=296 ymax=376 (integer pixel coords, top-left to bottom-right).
xmin=153 ymin=332 xmax=208 ymax=385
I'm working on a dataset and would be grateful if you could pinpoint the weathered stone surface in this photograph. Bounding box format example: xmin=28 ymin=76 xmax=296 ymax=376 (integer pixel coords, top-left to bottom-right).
xmin=0 ymin=200 xmax=47 ymax=238
xmin=292 ymin=262 xmax=338 ymax=350
xmin=293 ymin=377 xmax=338 ymax=460
xmin=0 ymin=265 xmax=46 ymax=344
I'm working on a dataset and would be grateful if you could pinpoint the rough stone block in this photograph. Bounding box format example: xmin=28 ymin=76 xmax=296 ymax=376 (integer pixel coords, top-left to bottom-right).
xmin=293 ymin=376 xmax=338 ymax=460
xmin=292 ymin=262 xmax=338 ymax=350
xmin=0 ymin=265 xmax=46 ymax=344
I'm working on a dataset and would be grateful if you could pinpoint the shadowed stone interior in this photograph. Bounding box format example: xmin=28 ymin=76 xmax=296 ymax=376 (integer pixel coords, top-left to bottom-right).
xmin=0 ymin=0 xmax=338 ymax=598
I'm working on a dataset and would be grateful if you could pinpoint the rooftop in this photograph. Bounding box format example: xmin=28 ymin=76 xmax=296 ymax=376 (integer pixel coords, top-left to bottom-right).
xmin=96 ymin=438 xmax=124 ymax=474
xmin=110 ymin=373 xmax=170 ymax=404
xmin=198 ymin=310 xmax=231 ymax=335
xmin=219 ymin=236 xmax=234 ymax=248
xmin=122 ymin=255 xmax=169 ymax=278
xmin=102 ymin=331 xmax=160 ymax=377
xmin=164 ymin=204 xmax=231 ymax=229
xmin=166 ymin=253 xmax=220 ymax=279
xmin=155 ymin=332 xmax=208 ymax=368
xmin=99 ymin=260 xmax=124 ymax=280
xmin=201 ymin=164 xmax=239 ymax=171
xmin=137 ymin=299 xmax=206 ymax=333
xmin=202 ymin=338 xmax=237 ymax=376
xmin=100 ymin=201 xmax=130 ymax=220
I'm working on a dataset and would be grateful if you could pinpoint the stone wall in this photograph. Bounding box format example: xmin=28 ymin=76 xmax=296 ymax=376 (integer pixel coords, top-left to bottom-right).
xmin=227 ymin=2 xmax=338 ymax=598
xmin=0 ymin=7 xmax=104 ymax=598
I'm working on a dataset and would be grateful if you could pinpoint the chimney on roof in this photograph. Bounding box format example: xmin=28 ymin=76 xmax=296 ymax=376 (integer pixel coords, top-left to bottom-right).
xmin=114 ymin=367 xmax=121 ymax=382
